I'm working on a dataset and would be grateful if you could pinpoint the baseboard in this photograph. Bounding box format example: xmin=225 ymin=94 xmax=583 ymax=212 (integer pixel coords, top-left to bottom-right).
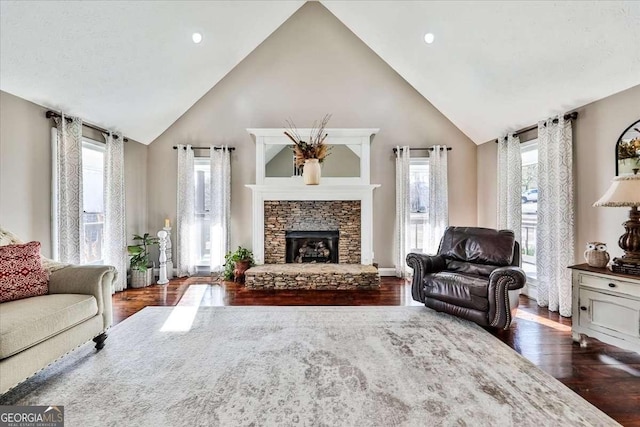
xmin=378 ymin=268 xmax=397 ymax=277
xmin=152 ymin=267 xmax=177 ymax=277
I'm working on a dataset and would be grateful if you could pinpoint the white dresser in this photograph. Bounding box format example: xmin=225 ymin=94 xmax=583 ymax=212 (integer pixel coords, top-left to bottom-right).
xmin=570 ymin=264 xmax=640 ymax=353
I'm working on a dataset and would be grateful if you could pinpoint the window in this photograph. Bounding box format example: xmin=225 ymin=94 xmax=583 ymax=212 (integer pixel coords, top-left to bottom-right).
xmin=409 ymin=158 xmax=429 ymax=252
xmin=521 ymin=140 xmax=538 ymax=281
xmin=194 ymin=158 xmax=211 ymax=266
xmin=81 ymin=140 xmax=105 ymax=264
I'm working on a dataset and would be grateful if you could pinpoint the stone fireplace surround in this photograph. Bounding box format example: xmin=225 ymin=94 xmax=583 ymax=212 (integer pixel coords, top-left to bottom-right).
xmin=265 ymin=201 xmax=360 ymax=264
xmin=246 ymin=185 xmax=378 ymax=265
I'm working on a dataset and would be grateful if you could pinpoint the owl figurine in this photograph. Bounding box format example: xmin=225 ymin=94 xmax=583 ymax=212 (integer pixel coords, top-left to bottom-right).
xmin=584 ymin=242 xmax=610 ymax=268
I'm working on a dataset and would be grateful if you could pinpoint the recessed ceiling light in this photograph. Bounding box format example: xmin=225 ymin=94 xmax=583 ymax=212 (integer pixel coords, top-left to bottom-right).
xmin=192 ymin=33 xmax=203 ymax=44
xmin=424 ymin=33 xmax=435 ymax=44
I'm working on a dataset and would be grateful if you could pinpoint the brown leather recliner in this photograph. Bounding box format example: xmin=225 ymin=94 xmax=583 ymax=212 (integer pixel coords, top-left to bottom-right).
xmin=406 ymin=226 xmax=526 ymax=330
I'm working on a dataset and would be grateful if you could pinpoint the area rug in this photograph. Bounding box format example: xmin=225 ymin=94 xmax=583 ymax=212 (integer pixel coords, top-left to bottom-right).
xmin=0 ymin=306 xmax=616 ymax=426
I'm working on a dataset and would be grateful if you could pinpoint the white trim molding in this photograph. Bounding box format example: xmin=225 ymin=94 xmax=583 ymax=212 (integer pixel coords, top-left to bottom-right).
xmin=378 ymin=268 xmax=397 ymax=277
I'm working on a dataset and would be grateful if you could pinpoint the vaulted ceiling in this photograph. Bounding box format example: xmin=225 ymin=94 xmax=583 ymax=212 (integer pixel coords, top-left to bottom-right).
xmin=0 ymin=1 xmax=305 ymax=143
xmin=1 ymin=1 xmax=639 ymax=144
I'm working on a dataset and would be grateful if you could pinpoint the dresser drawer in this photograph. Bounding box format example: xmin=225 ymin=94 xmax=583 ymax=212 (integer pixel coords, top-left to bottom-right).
xmin=578 ymin=272 xmax=640 ymax=298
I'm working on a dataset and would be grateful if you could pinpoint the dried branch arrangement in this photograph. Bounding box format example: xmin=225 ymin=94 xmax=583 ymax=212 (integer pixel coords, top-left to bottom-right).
xmin=284 ymin=114 xmax=332 ymax=167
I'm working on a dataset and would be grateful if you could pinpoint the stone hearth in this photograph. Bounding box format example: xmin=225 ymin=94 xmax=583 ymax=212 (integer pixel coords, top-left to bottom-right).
xmin=245 ymin=264 xmax=380 ymax=290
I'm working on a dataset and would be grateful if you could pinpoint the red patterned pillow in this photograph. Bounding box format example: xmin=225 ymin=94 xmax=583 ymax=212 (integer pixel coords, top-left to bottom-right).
xmin=0 ymin=241 xmax=49 ymax=303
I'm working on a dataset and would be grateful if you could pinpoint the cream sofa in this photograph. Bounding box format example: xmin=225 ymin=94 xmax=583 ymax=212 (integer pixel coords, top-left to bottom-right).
xmin=0 ymin=265 xmax=115 ymax=394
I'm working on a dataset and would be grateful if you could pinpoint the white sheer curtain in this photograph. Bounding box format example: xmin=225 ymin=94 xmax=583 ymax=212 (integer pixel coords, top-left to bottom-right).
xmin=209 ymin=146 xmax=231 ymax=272
xmin=52 ymin=114 xmax=83 ymax=263
xmin=103 ymin=131 xmax=126 ymax=293
xmin=497 ymin=134 xmax=522 ymax=241
xmin=177 ymin=144 xmax=196 ymax=277
xmin=425 ymin=145 xmax=448 ymax=254
xmin=536 ymin=116 xmax=574 ymax=317
xmin=394 ymin=146 xmax=410 ymax=277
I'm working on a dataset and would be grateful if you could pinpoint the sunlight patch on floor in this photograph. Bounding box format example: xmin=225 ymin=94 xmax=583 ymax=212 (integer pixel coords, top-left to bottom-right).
xmin=598 ymin=354 xmax=640 ymax=377
xmin=160 ymin=284 xmax=208 ymax=332
xmin=199 ymin=283 xmax=226 ymax=306
xmin=515 ymin=309 xmax=571 ymax=332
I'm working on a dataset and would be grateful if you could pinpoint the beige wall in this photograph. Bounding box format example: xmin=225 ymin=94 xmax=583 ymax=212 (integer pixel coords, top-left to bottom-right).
xmin=0 ymin=90 xmax=148 ymax=258
xmin=476 ymin=84 xmax=640 ymax=261
xmin=476 ymin=142 xmax=498 ymax=229
xmin=0 ymin=91 xmax=53 ymax=254
xmin=123 ymin=141 xmax=148 ymax=239
xmin=147 ymin=2 xmax=477 ymax=267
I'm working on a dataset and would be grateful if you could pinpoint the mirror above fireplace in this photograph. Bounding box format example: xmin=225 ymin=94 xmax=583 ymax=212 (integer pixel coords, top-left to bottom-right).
xmin=248 ymin=128 xmax=378 ymax=185
xmin=265 ymin=144 xmax=361 ymax=178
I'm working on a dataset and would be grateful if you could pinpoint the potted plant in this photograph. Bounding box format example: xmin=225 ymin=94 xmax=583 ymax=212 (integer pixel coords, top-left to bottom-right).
xmin=127 ymin=233 xmax=159 ymax=288
xmin=223 ymin=246 xmax=255 ymax=283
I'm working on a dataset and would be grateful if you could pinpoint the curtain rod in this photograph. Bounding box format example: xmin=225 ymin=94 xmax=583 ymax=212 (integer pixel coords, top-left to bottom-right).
xmin=392 ymin=146 xmax=452 ymax=153
xmin=493 ymin=111 xmax=578 ymax=143
xmin=45 ymin=110 xmax=129 ymax=142
xmin=172 ymin=145 xmax=236 ymax=151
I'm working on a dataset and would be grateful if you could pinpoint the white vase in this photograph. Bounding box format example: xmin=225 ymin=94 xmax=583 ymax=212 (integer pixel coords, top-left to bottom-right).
xmin=303 ymin=159 xmax=321 ymax=185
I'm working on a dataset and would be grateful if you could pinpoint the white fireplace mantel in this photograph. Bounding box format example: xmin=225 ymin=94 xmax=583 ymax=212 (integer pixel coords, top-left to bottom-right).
xmin=246 ymin=128 xmax=380 ymax=265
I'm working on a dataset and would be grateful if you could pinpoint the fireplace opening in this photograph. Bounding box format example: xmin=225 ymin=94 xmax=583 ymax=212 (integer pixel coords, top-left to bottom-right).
xmin=285 ymin=230 xmax=339 ymax=263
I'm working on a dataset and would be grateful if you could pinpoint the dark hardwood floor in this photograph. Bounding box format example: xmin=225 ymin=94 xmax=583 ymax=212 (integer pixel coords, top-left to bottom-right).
xmin=113 ymin=277 xmax=640 ymax=426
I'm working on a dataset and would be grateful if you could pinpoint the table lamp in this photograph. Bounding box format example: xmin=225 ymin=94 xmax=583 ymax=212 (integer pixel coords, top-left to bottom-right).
xmin=593 ymin=171 xmax=640 ymax=273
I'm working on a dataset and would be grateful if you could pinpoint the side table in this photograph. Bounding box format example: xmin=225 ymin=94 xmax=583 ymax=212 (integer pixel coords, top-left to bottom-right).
xmin=569 ymin=263 xmax=640 ymax=353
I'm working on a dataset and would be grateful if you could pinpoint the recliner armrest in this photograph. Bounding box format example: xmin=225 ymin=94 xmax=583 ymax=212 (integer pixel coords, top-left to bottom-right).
xmin=487 ymin=266 xmax=526 ymax=329
xmin=406 ymin=253 xmax=447 ymax=303
xmin=48 ymin=265 xmax=116 ymax=331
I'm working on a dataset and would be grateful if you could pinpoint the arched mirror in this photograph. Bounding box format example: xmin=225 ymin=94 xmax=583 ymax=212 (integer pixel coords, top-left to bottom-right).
xmin=616 ymin=119 xmax=640 ymax=176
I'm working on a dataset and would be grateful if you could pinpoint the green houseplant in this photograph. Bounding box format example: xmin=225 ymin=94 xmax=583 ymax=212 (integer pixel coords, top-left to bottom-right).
xmin=127 ymin=233 xmax=159 ymax=288
xmin=223 ymin=246 xmax=255 ymax=282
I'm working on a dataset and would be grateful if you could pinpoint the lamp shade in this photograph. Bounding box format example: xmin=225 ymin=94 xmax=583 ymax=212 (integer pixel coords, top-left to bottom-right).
xmin=593 ymin=175 xmax=640 ymax=207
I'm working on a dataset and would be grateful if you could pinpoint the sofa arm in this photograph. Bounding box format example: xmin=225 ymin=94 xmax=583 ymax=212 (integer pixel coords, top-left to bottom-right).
xmin=406 ymin=253 xmax=447 ymax=303
xmin=48 ymin=265 xmax=116 ymax=331
xmin=488 ymin=266 xmax=526 ymax=329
